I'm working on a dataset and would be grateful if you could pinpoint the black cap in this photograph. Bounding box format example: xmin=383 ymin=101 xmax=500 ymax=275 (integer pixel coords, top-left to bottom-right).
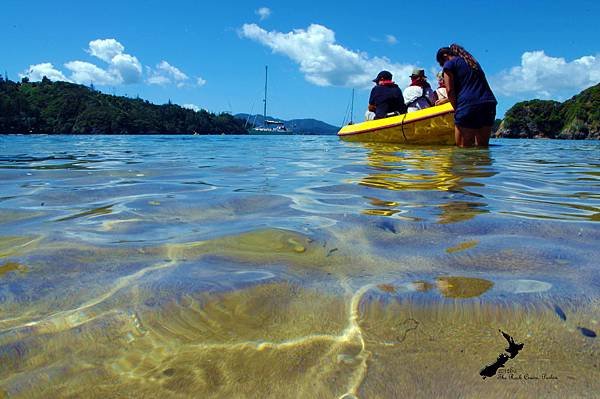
xmin=372 ymin=70 xmax=393 ymax=83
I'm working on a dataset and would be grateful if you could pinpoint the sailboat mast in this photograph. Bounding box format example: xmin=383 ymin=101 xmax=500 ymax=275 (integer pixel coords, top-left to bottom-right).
xmin=350 ymin=88 xmax=355 ymax=124
xmin=263 ymin=65 xmax=268 ymax=127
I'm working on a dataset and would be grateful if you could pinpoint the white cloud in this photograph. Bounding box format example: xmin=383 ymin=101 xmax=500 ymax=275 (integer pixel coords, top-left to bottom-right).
xmin=109 ymin=53 xmax=142 ymax=84
xmin=255 ymin=7 xmax=271 ymax=20
xmin=158 ymin=61 xmax=188 ymax=81
xmin=20 ymin=63 xmax=70 ymax=82
xmin=31 ymin=38 xmax=143 ymax=86
xmin=21 ymin=38 xmax=200 ymax=89
xmin=147 ymin=61 xmax=191 ymax=87
xmin=147 ymin=73 xmax=170 ymax=86
xmin=385 ymin=35 xmax=397 ymax=45
xmin=240 ymin=23 xmax=414 ymax=88
xmin=85 ymin=39 xmax=142 ymax=84
xmin=147 ymin=61 xmax=206 ymax=88
xmin=493 ymin=51 xmax=600 ymax=97
xmin=64 ymin=60 xmax=121 ymax=85
xmin=88 ymin=39 xmax=125 ymax=63
xmin=182 ymin=103 xmax=201 ymax=112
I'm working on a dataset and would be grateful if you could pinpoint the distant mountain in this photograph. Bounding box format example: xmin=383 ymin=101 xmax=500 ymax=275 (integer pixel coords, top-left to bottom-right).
xmin=497 ymin=83 xmax=600 ymax=139
xmin=236 ymin=114 xmax=340 ymax=135
xmin=0 ymin=77 xmax=247 ymax=134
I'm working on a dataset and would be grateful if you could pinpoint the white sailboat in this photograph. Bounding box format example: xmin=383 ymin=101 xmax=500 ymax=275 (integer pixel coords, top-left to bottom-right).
xmin=249 ymin=66 xmax=293 ymax=135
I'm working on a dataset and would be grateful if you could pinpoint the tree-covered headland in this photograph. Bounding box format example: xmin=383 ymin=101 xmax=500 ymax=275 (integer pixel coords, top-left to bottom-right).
xmin=497 ymin=83 xmax=599 ymax=139
xmin=0 ymin=76 xmax=248 ymax=134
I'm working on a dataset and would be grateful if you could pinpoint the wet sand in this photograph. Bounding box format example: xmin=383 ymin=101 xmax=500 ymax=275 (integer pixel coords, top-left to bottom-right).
xmin=0 ymin=226 xmax=598 ymax=398
xmin=0 ymin=136 xmax=598 ymax=398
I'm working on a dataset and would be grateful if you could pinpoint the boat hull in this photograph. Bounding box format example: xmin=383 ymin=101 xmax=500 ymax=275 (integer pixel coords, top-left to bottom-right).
xmin=337 ymin=103 xmax=455 ymax=145
xmin=248 ymin=129 xmax=295 ymax=135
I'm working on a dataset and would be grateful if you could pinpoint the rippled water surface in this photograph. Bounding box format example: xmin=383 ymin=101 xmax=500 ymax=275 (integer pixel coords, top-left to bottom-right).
xmin=0 ymin=135 xmax=599 ymax=398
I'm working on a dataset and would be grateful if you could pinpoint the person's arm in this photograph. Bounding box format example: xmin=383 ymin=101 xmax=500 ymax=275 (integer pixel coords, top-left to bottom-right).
xmin=368 ymin=88 xmax=378 ymax=112
xmin=444 ymin=71 xmax=456 ymax=109
xmin=435 ymin=88 xmax=449 ymax=105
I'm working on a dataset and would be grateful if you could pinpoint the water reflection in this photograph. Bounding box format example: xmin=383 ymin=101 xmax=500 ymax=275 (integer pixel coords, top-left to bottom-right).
xmin=357 ymin=143 xmax=495 ymax=223
xmin=358 ymin=144 xmax=459 ymax=192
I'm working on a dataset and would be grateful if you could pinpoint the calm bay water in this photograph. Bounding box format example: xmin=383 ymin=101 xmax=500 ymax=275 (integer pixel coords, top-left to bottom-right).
xmin=0 ymin=135 xmax=599 ymax=398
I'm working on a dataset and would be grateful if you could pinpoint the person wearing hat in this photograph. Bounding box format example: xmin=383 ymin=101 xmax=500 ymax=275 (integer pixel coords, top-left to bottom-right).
xmin=403 ymin=68 xmax=436 ymax=112
xmin=365 ymin=70 xmax=406 ymax=121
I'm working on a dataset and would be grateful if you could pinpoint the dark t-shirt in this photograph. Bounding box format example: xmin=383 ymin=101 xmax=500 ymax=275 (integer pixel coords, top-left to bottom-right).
xmin=443 ymin=57 xmax=496 ymax=110
xmin=369 ymin=84 xmax=406 ymax=119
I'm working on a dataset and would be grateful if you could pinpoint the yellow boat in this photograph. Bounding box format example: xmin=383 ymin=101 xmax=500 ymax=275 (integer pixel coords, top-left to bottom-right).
xmin=337 ymin=102 xmax=455 ymax=144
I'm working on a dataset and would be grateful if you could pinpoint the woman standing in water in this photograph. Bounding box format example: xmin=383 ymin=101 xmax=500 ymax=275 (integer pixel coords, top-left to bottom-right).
xmin=436 ymin=44 xmax=497 ymax=147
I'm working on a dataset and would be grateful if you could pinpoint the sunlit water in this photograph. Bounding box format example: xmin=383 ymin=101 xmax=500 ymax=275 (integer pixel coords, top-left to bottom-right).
xmin=0 ymin=135 xmax=598 ymax=398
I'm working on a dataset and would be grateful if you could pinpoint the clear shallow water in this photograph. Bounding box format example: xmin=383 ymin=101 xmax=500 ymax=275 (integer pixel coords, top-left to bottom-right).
xmin=0 ymin=135 xmax=598 ymax=398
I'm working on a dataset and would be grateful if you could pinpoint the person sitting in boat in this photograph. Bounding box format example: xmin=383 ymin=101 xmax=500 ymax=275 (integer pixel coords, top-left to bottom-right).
xmin=365 ymin=70 xmax=406 ymax=121
xmin=434 ymin=71 xmax=449 ymax=105
xmin=403 ymin=68 xmax=436 ymax=112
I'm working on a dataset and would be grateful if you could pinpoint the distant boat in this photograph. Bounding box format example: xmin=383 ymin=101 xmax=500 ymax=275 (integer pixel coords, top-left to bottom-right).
xmin=249 ymin=66 xmax=293 ymax=135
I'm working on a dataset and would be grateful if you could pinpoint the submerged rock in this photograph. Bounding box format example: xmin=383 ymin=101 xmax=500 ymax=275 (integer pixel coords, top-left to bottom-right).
xmin=578 ymin=327 xmax=597 ymax=338
xmin=554 ymin=305 xmax=567 ymax=321
xmin=0 ymin=261 xmax=28 ymax=277
xmin=436 ymin=276 xmax=493 ymax=298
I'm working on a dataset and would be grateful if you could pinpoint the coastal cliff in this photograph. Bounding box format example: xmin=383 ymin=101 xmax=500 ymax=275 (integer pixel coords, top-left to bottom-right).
xmin=0 ymin=77 xmax=247 ymax=134
xmin=497 ymin=83 xmax=600 ymax=139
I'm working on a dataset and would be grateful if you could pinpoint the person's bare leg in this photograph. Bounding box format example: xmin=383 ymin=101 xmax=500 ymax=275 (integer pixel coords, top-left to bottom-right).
xmin=455 ymin=125 xmax=476 ymax=147
xmin=475 ymin=126 xmax=492 ymax=147
xmin=454 ymin=126 xmax=462 ymax=146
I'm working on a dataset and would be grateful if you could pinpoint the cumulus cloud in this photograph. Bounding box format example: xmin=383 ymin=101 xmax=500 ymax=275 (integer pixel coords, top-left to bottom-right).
xmin=65 ymin=60 xmax=121 ymax=85
xmin=182 ymin=103 xmax=201 ymax=112
xmin=255 ymin=7 xmax=271 ymax=20
xmin=146 ymin=73 xmax=170 ymax=86
xmin=20 ymin=38 xmax=145 ymax=86
xmin=493 ymin=51 xmax=600 ymax=97
xmin=108 ymin=53 xmax=142 ymax=84
xmin=196 ymin=77 xmax=207 ymax=87
xmin=240 ymin=23 xmax=414 ymax=88
xmin=158 ymin=61 xmax=188 ymax=81
xmin=147 ymin=61 xmax=196 ymax=87
xmin=88 ymin=39 xmax=125 ymax=63
xmin=61 ymin=39 xmax=143 ymax=85
xmin=20 ymin=63 xmax=70 ymax=82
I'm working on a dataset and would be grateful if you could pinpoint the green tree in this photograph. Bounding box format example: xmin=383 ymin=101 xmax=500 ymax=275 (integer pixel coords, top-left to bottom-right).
xmin=0 ymin=78 xmax=248 ymax=134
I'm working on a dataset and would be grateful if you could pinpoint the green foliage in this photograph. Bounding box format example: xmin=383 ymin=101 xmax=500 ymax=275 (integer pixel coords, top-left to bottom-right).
xmin=502 ymin=99 xmax=563 ymax=138
xmin=0 ymin=78 xmax=248 ymax=134
xmin=560 ymin=83 xmax=600 ymax=135
xmin=500 ymin=83 xmax=600 ymax=139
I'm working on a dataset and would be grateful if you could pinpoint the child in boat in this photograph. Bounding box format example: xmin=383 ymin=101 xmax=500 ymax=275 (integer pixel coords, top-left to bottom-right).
xmin=434 ymin=71 xmax=449 ymax=105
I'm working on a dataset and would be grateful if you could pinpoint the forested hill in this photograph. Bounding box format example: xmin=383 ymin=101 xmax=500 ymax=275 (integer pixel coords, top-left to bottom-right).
xmin=497 ymin=83 xmax=600 ymax=139
xmin=0 ymin=77 xmax=247 ymax=134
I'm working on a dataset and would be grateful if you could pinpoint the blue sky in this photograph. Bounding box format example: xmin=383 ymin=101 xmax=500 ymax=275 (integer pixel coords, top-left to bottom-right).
xmin=2 ymin=0 xmax=599 ymax=126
